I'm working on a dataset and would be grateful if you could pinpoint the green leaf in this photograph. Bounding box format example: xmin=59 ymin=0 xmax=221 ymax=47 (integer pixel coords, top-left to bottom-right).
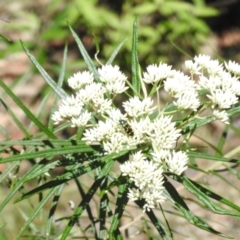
xmin=0 ymin=80 xmax=57 ymax=139
xmin=131 ymin=18 xmax=141 ymax=95
xmin=14 ymin=160 xmax=100 ymax=203
xmin=0 ymin=98 xmax=30 ymax=139
xmin=106 ymin=38 xmax=128 ymax=65
xmin=108 ymin=182 xmax=129 ymax=239
xmin=14 ymin=150 xmax=127 ymax=202
xmin=69 ymin=25 xmax=99 ymax=81
xmin=15 ymin=186 xmax=63 ymax=240
xmin=60 ymin=178 xmax=104 ymax=239
xmin=74 ymin=178 xmax=98 ymax=238
xmin=180 ymin=175 xmax=240 ymax=216
xmin=99 ymin=178 xmax=111 ymax=240
xmin=0 ymin=163 xmax=44 ymax=212
xmin=21 ymin=41 xmax=67 ymax=99
xmin=0 ymin=161 xmax=20 ymax=184
xmin=145 ymin=208 xmax=168 ymax=239
xmin=187 ymin=151 xmax=232 ymax=162
xmin=0 ymin=139 xmax=85 ymax=147
xmin=164 ymin=178 xmax=232 ymax=238
xmin=49 ymin=44 xmax=68 ymax=130
xmin=0 ymin=144 xmax=93 ymax=163
xmin=46 ymin=184 xmax=64 ymax=240
xmin=23 ymin=160 xmax=61 ymax=182
xmin=135 ymin=198 xmax=167 ymax=238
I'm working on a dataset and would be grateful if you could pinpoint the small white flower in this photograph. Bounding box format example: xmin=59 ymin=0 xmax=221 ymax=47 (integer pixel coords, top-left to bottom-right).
xmin=142 ymin=188 xmax=165 ymax=212
xmin=149 ymin=115 xmax=181 ymax=150
xmin=131 ymin=151 xmax=145 ymax=162
xmin=173 ymin=90 xmax=201 ymax=111
xmin=142 ymin=63 xmax=172 ymax=84
xmin=68 ymin=71 xmax=94 ymax=90
xmin=164 ymin=71 xmax=197 ymax=98
xmin=194 ymin=54 xmax=211 ymax=69
xmin=213 ymin=109 xmax=229 ymax=124
xmin=123 ymin=96 xmax=156 ymax=118
xmin=92 ymin=97 xmax=112 ymax=114
xmin=151 ymin=149 xmax=171 ymax=164
xmin=52 ymin=95 xmax=83 ymax=124
xmin=82 ymin=119 xmax=118 ymax=144
xmin=165 ymin=151 xmax=188 ymax=175
xmin=185 ymin=60 xmax=201 ymax=75
xmin=128 ymin=188 xmax=141 ymax=202
xmin=105 ymin=81 xmax=129 ymax=94
xmin=98 ymin=65 xmax=127 ymax=82
xmin=81 ymin=127 xmax=102 ymax=144
xmin=207 ymin=89 xmax=238 ymax=109
xmin=225 ymin=60 xmax=240 ymax=76
xmin=197 ymin=75 xmax=222 ymax=91
xmin=103 ymin=132 xmax=128 ymax=154
xmin=106 ymin=108 xmax=126 ymax=123
xmin=51 ymin=111 xmax=64 ymax=124
xmin=98 ymin=65 xmax=128 ymax=92
xmin=206 ymin=60 xmax=223 ymax=76
xmin=130 ymin=117 xmax=152 ymax=142
xmin=220 ymin=72 xmax=240 ymax=95
xmin=70 ymin=111 xmax=92 ymax=127
xmin=120 ymin=152 xmax=165 ymax=212
xmin=76 ymin=83 xmax=106 ymax=104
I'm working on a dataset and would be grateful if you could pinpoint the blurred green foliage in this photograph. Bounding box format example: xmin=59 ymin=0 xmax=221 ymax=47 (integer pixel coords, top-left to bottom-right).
xmin=1 ymin=0 xmax=218 ymax=76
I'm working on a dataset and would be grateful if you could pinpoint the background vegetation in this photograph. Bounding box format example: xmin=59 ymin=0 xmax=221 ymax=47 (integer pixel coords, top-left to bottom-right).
xmin=1 ymin=0 xmax=240 ymax=239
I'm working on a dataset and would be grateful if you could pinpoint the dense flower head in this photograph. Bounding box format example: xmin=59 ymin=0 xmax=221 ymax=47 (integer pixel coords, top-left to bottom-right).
xmin=142 ymin=63 xmax=172 ymax=84
xmin=52 ymin=55 xmax=240 ymax=212
xmin=120 ymin=151 xmax=165 ymax=212
xmin=68 ymin=71 xmax=94 ymax=90
xmin=123 ymin=96 xmax=156 ymax=118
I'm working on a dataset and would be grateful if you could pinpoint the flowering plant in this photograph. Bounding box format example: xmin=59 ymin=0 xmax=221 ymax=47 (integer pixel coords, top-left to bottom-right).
xmin=1 ymin=20 xmax=240 ymax=239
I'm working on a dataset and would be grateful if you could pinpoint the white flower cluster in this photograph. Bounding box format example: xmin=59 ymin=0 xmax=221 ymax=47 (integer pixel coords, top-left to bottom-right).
xmin=142 ymin=55 xmax=240 ymax=124
xmin=120 ymin=151 xmax=165 ymax=212
xmin=52 ymin=65 xmax=128 ymax=127
xmin=120 ymin=149 xmax=188 ymax=212
xmin=52 ymin=55 xmax=240 ymax=212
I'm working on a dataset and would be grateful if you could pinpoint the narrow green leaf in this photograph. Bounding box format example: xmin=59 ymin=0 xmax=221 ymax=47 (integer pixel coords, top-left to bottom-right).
xmin=215 ymin=126 xmax=227 ymax=156
xmin=0 ymin=98 xmax=30 ymax=138
xmin=164 ymin=177 xmax=232 ymax=238
xmin=69 ymin=25 xmax=99 ymax=80
xmin=97 ymin=159 xmax=115 ymax=179
xmin=14 ymin=160 xmax=99 ymax=203
xmin=0 ymin=144 xmax=93 ymax=163
xmin=23 ymin=160 xmax=61 ymax=182
xmin=0 ymin=80 xmax=57 ymax=139
xmin=60 ymin=178 xmax=104 ymax=239
xmin=106 ymin=38 xmax=128 ymax=65
xmin=0 ymin=161 xmax=19 ymax=184
xmin=181 ymin=176 xmax=240 ymax=216
xmin=0 ymin=164 xmax=43 ymax=212
xmin=227 ymin=105 xmax=240 ymax=117
xmin=14 ymin=150 xmax=129 ymax=202
xmin=109 ymin=182 xmax=129 ymax=238
xmin=46 ymin=184 xmax=64 ymax=240
xmin=0 ymin=222 xmax=6 ymax=229
xmin=49 ymin=44 xmax=68 ymax=130
xmin=187 ymin=151 xmax=231 ymax=162
xmin=99 ymin=178 xmax=111 ymax=240
xmin=16 ymin=186 xmax=63 ymax=240
xmin=182 ymin=105 xmax=240 ymax=136
xmin=0 ymin=139 xmax=85 ymax=147
xmin=131 ymin=18 xmax=141 ymax=94
xmin=21 ymin=41 xmax=67 ymax=99
xmin=74 ymin=178 xmax=98 ymax=239
xmin=145 ymin=208 xmax=167 ymax=239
